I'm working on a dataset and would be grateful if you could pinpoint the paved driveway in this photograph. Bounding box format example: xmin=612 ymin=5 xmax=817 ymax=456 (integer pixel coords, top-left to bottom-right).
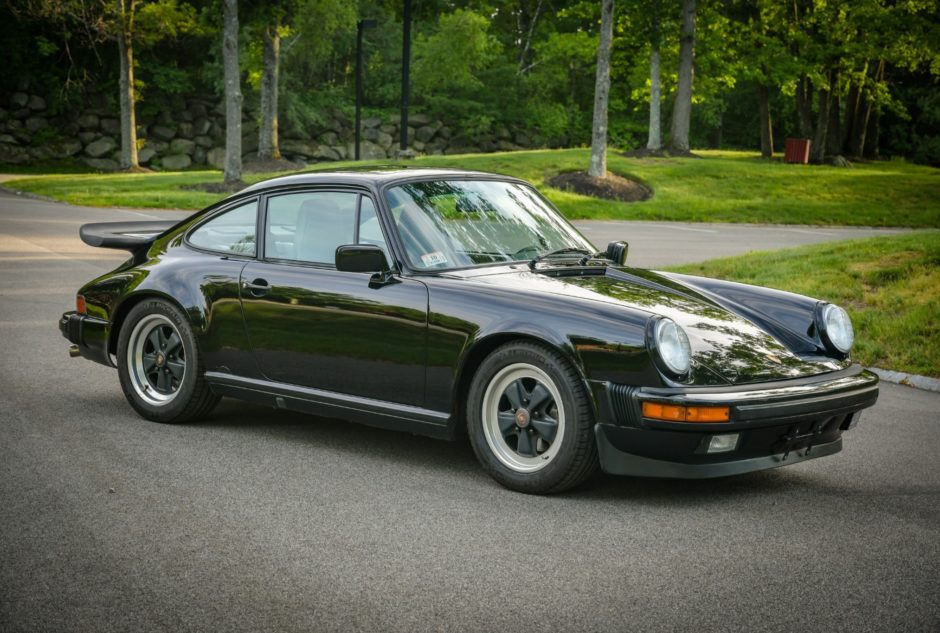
xmin=573 ymin=220 xmax=911 ymax=268
xmin=1 ymin=191 xmax=937 ymax=632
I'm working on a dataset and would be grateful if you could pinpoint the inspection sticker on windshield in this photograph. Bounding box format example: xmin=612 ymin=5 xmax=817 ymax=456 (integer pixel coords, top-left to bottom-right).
xmin=421 ymin=252 xmax=448 ymax=266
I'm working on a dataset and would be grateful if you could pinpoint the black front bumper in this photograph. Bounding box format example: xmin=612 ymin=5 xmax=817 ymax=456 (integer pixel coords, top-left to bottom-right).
xmin=59 ymin=311 xmax=112 ymax=366
xmin=592 ymin=365 xmax=879 ymax=478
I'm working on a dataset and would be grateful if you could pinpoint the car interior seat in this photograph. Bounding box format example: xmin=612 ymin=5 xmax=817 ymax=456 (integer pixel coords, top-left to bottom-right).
xmin=293 ymin=197 xmax=355 ymax=264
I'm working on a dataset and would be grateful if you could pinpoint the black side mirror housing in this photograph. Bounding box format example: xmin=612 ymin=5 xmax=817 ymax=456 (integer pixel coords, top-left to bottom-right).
xmin=335 ymin=244 xmax=390 ymax=274
xmin=605 ymin=240 xmax=629 ymax=266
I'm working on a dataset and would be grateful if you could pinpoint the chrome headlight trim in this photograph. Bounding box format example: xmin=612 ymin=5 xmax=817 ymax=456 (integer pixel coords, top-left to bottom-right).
xmin=817 ymin=303 xmax=855 ymax=355
xmin=648 ymin=317 xmax=692 ymax=378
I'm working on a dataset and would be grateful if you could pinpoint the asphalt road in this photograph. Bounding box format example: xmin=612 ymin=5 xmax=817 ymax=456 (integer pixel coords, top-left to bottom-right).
xmin=1 ymin=191 xmax=937 ymax=633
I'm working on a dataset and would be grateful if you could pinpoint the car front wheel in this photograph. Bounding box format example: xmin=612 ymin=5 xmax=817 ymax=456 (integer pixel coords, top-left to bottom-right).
xmin=468 ymin=341 xmax=598 ymax=494
xmin=117 ymin=298 xmax=219 ymax=423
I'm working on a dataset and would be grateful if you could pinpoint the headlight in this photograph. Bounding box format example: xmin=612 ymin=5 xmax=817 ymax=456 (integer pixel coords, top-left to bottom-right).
xmin=819 ymin=303 xmax=854 ymax=354
xmin=650 ymin=318 xmax=692 ymax=377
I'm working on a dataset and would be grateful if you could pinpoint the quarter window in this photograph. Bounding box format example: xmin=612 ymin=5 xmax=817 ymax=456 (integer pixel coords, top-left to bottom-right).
xmin=188 ymin=200 xmax=257 ymax=256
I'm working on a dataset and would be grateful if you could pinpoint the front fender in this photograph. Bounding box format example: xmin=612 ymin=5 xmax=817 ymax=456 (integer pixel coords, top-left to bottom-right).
xmin=658 ymin=272 xmax=829 ymax=356
xmin=424 ymin=278 xmax=666 ymax=416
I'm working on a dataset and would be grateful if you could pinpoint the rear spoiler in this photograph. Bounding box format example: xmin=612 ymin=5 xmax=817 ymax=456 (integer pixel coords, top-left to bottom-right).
xmin=79 ymin=221 xmax=178 ymax=252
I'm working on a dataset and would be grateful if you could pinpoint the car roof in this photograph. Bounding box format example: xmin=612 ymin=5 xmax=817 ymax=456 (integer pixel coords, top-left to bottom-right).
xmin=238 ymin=167 xmax=524 ymax=195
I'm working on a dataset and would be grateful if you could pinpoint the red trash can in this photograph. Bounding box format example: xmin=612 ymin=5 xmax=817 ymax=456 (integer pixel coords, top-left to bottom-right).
xmin=785 ymin=138 xmax=811 ymax=164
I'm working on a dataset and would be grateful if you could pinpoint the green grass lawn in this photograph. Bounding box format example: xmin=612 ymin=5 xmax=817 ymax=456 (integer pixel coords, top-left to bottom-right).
xmin=667 ymin=231 xmax=940 ymax=377
xmin=5 ymin=149 xmax=939 ymax=227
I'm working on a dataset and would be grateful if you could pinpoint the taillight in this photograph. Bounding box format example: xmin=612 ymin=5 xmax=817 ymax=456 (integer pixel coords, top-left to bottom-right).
xmin=76 ymin=295 xmax=86 ymax=314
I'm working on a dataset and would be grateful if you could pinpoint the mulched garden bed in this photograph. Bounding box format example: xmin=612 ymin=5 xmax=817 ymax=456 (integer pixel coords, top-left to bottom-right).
xmin=546 ymin=171 xmax=651 ymax=202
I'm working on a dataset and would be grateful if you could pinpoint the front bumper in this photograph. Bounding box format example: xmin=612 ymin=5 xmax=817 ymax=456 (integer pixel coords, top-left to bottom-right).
xmin=59 ymin=311 xmax=112 ymax=366
xmin=592 ymin=365 xmax=879 ymax=479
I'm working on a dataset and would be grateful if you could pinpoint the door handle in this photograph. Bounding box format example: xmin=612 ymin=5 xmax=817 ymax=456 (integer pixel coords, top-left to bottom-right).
xmin=242 ymin=278 xmax=271 ymax=295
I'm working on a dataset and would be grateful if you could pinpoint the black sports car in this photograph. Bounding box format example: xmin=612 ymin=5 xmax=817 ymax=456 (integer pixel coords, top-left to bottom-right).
xmin=61 ymin=168 xmax=879 ymax=493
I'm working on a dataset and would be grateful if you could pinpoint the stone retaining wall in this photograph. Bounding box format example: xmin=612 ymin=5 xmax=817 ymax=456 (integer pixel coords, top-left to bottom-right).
xmin=0 ymin=91 xmax=535 ymax=169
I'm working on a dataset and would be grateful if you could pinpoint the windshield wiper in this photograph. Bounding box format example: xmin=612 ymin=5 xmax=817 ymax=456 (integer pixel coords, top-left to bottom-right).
xmin=528 ymin=247 xmax=596 ymax=269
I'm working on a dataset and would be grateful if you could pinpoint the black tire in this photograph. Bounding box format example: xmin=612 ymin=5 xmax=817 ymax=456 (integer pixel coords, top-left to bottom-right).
xmin=467 ymin=341 xmax=598 ymax=494
xmin=117 ymin=298 xmax=220 ymax=423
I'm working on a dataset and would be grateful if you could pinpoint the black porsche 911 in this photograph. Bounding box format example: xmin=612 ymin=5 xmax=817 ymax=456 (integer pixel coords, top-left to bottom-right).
xmin=60 ymin=168 xmax=879 ymax=493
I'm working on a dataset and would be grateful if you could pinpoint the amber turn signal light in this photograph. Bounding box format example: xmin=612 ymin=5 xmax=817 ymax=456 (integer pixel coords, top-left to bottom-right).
xmin=76 ymin=295 xmax=87 ymax=314
xmin=641 ymin=402 xmax=730 ymax=423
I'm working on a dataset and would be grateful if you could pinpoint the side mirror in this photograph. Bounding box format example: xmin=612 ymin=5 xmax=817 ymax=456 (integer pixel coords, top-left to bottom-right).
xmin=605 ymin=240 xmax=629 ymax=266
xmin=335 ymin=244 xmax=390 ymax=274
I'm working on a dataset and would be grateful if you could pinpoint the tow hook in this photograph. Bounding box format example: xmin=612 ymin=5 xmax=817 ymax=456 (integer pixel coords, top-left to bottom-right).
xmin=69 ymin=345 xmax=81 ymax=358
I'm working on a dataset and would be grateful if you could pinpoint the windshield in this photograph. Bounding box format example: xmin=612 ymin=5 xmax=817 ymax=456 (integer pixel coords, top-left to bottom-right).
xmin=384 ymin=179 xmax=595 ymax=270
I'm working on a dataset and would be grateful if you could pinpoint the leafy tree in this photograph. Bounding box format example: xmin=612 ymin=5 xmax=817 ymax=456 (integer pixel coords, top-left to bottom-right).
xmin=412 ymin=9 xmax=498 ymax=98
xmin=12 ymin=0 xmax=195 ymax=169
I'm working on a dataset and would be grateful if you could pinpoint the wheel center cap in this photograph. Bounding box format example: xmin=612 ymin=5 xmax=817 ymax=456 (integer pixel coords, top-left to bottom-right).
xmin=515 ymin=408 xmax=531 ymax=428
xmin=155 ymin=353 xmax=166 ymax=367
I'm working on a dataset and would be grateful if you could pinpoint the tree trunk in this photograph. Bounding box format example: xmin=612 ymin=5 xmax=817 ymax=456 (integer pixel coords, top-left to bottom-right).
xmin=711 ymin=109 xmax=722 ymax=149
xmin=646 ymin=0 xmax=662 ymax=151
xmin=517 ymin=0 xmax=544 ymax=74
xmin=825 ymin=69 xmax=841 ymax=156
xmin=223 ymin=0 xmax=242 ymax=183
xmin=258 ymin=23 xmax=280 ymax=161
xmin=668 ymin=0 xmax=696 ymax=153
xmin=758 ymin=83 xmax=773 ymax=158
xmin=588 ymin=0 xmax=615 ymax=178
xmin=810 ymin=78 xmax=830 ymax=163
xmin=116 ymin=0 xmax=138 ymax=170
xmin=856 ymin=60 xmax=885 ymax=157
xmin=843 ymin=79 xmax=862 ymax=155
xmin=868 ymin=105 xmax=881 ymax=159
xmin=795 ymin=75 xmax=813 ymax=138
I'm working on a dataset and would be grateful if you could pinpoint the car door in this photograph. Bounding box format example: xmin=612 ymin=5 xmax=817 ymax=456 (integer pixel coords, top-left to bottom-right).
xmin=239 ymin=188 xmax=429 ymax=407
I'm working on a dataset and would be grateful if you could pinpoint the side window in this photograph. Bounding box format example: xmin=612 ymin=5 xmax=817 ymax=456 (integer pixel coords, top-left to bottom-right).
xmin=188 ymin=200 xmax=257 ymax=256
xmin=358 ymin=197 xmax=390 ymax=263
xmin=266 ymin=191 xmax=358 ymax=264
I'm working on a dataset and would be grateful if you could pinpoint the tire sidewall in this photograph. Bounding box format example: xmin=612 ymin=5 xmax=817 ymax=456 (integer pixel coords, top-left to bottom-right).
xmin=117 ymin=298 xmax=201 ymax=423
xmin=467 ymin=342 xmax=592 ymax=493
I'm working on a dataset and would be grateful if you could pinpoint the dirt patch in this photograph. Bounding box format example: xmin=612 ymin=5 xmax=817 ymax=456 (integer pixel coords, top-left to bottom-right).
xmin=621 ymin=147 xmax=701 ymax=159
xmin=546 ymin=171 xmax=651 ymax=203
xmin=181 ymin=180 xmax=249 ymax=194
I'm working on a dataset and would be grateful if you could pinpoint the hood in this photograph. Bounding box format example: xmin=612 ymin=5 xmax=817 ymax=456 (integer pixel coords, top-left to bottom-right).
xmin=449 ymin=264 xmax=844 ymax=385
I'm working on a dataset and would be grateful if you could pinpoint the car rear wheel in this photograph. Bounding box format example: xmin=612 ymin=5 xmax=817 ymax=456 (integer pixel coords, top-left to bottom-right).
xmin=468 ymin=341 xmax=598 ymax=494
xmin=117 ymin=299 xmax=219 ymax=423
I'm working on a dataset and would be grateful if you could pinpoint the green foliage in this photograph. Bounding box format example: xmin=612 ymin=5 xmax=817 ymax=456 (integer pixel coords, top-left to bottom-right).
xmin=413 ymin=9 xmax=498 ymax=94
xmin=31 ymin=127 xmax=60 ymax=145
xmin=144 ymin=63 xmax=193 ymax=96
xmin=34 ymin=35 xmax=58 ymax=56
xmin=2 ymin=0 xmax=939 ymax=163
xmin=135 ymin=0 xmax=198 ymax=46
xmin=279 ymin=85 xmax=343 ymax=138
xmin=883 ymin=73 xmax=940 ymax=165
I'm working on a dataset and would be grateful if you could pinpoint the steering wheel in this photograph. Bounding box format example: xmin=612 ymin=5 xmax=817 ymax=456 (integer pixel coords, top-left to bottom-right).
xmin=512 ymin=245 xmax=542 ymax=259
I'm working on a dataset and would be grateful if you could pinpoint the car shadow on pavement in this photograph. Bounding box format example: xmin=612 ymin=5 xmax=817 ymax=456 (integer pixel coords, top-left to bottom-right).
xmin=189 ymin=398 xmax=823 ymax=502
xmin=194 ymin=397 xmax=482 ymax=473
xmin=578 ymin=466 xmax=816 ymax=504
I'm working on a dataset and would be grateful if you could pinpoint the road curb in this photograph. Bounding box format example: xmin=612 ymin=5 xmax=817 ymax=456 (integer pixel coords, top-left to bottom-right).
xmin=0 ymin=184 xmax=62 ymax=205
xmin=869 ymin=367 xmax=940 ymax=392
